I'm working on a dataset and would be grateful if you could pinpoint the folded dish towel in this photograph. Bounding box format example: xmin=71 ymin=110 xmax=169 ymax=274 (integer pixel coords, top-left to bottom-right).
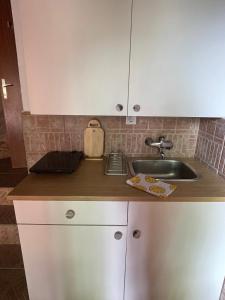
xmin=126 ymin=174 xmax=177 ymax=198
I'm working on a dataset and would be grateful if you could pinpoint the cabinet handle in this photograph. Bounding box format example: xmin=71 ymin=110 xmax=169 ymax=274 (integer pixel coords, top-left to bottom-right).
xmin=65 ymin=209 xmax=75 ymax=219
xmin=116 ymin=104 xmax=123 ymax=112
xmin=133 ymin=104 xmax=140 ymax=112
xmin=133 ymin=230 xmax=141 ymax=239
xmin=114 ymin=231 xmax=123 ymax=240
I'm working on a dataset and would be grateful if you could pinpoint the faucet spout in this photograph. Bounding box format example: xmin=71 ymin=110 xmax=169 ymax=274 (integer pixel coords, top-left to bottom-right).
xmin=159 ymin=148 xmax=165 ymax=160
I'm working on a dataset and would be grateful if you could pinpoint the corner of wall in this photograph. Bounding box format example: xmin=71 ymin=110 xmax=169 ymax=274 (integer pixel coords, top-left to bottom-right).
xmin=195 ymin=118 xmax=225 ymax=177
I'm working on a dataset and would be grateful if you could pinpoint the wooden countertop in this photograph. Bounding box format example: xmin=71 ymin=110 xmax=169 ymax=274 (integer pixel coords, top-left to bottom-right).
xmin=8 ymin=158 xmax=225 ymax=202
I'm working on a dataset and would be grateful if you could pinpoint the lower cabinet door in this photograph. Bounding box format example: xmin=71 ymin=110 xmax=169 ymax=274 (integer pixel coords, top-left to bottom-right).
xmin=18 ymin=225 xmax=127 ymax=300
xmin=125 ymin=202 xmax=225 ymax=300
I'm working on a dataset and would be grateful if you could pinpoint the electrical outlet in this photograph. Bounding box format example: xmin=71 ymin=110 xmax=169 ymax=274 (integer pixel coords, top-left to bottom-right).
xmin=126 ymin=116 xmax=136 ymax=125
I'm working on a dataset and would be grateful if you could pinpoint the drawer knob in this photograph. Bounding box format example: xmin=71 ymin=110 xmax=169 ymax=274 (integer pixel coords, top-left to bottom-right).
xmin=116 ymin=104 xmax=123 ymax=112
xmin=114 ymin=231 xmax=123 ymax=240
xmin=133 ymin=104 xmax=140 ymax=112
xmin=65 ymin=209 xmax=75 ymax=219
xmin=133 ymin=230 xmax=141 ymax=239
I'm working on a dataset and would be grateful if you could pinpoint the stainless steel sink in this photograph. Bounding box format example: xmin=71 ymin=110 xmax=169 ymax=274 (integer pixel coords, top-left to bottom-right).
xmin=129 ymin=159 xmax=198 ymax=181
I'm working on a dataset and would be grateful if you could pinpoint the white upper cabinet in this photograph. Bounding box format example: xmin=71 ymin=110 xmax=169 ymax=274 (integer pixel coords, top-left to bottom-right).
xmin=129 ymin=0 xmax=225 ymax=117
xmin=12 ymin=0 xmax=132 ymax=115
xmin=12 ymin=0 xmax=225 ymax=116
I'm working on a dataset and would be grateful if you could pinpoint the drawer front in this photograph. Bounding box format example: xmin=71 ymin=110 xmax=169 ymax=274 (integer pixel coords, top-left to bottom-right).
xmin=14 ymin=201 xmax=128 ymax=225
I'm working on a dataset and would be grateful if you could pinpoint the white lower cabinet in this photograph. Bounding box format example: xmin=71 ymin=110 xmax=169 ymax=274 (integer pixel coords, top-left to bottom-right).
xmin=15 ymin=201 xmax=128 ymax=300
xmin=19 ymin=225 xmax=127 ymax=300
xmin=125 ymin=202 xmax=225 ymax=300
xmin=16 ymin=200 xmax=225 ymax=300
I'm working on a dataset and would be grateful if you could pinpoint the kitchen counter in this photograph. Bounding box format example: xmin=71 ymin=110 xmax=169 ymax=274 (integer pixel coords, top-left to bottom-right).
xmin=13 ymin=157 xmax=225 ymax=300
xmin=8 ymin=158 xmax=225 ymax=202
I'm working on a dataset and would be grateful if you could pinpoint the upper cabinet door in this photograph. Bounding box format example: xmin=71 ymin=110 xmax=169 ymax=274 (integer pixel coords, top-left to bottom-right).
xmin=129 ymin=0 xmax=225 ymax=117
xmin=12 ymin=0 xmax=132 ymax=115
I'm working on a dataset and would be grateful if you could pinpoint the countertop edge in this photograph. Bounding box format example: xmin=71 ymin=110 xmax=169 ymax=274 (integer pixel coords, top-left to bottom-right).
xmin=9 ymin=195 xmax=225 ymax=202
xmin=7 ymin=158 xmax=225 ymax=202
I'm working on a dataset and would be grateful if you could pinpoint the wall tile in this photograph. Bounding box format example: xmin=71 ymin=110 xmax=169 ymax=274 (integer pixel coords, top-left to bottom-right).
xmin=148 ymin=117 xmax=164 ymax=130
xmin=199 ymin=118 xmax=207 ymax=132
xmin=102 ymin=116 xmax=122 ymax=130
xmin=176 ymin=118 xmax=193 ymax=130
xmin=45 ymin=133 xmax=56 ymax=151
xmin=207 ymin=121 xmax=216 ymax=136
xmin=60 ymin=133 xmax=72 ymax=151
xmin=219 ymin=147 xmax=225 ymax=177
xmin=36 ymin=115 xmax=50 ymax=131
xmin=195 ymin=118 xmax=225 ymax=175
xmin=23 ymin=113 xmax=37 ymax=133
xmin=49 ymin=116 xmax=65 ymax=132
xmin=70 ymin=131 xmax=83 ymax=151
xmin=215 ymin=123 xmax=225 ymax=141
xmin=23 ymin=113 xmax=200 ymax=168
xmin=64 ymin=116 xmax=77 ymax=131
xmin=29 ymin=133 xmax=47 ymax=152
xmin=163 ymin=118 xmax=177 ymax=130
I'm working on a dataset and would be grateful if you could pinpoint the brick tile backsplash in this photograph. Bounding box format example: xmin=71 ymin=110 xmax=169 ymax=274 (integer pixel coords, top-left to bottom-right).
xmin=22 ymin=113 xmax=200 ymax=169
xmin=195 ymin=118 xmax=225 ymax=176
xmin=21 ymin=113 xmax=225 ymax=179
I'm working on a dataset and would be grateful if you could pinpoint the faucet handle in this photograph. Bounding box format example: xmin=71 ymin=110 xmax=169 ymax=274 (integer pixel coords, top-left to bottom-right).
xmin=145 ymin=135 xmax=172 ymax=159
xmin=158 ymin=136 xmax=166 ymax=141
xmin=159 ymin=136 xmax=173 ymax=150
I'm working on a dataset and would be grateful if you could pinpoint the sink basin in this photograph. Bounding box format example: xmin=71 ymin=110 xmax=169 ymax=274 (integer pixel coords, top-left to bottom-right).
xmin=129 ymin=159 xmax=198 ymax=181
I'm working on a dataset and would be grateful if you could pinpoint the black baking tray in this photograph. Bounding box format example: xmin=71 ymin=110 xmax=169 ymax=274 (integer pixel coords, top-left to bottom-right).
xmin=29 ymin=151 xmax=84 ymax=174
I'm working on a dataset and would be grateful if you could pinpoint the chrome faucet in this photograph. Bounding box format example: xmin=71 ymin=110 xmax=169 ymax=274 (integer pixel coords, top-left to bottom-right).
xmin=145 ymin=136 xmax=173 ymax=159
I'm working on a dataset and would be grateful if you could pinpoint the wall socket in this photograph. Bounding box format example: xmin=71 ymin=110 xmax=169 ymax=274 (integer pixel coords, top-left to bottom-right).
xmin=126 ymin=116 xmax=136 ymax=125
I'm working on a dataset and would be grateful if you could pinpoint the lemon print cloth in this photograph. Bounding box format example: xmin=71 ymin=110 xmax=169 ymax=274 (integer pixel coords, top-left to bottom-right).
xmin=126 ymin=173 xmax=177 ymax=198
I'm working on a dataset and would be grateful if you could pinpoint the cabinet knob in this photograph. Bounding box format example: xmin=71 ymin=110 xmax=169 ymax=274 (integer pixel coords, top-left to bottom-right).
xmin=133 ymin=104 xmax=140 ymax=112
xmin=133 ymin=230 xmax=141 ymax=239
xmin=116 ymin=104 xmax=123 ymax=112
xmin=114 ymin=231 xmax=123 ymax=240
xmin=65 ymin=209 xmax=75 ymax=219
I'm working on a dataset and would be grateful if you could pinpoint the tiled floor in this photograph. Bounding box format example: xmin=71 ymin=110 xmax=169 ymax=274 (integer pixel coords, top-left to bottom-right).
xmin=0 ymin=269 xmax=28 ymax=300
xmin=0 ymin=206 xmax=16 ymax=224
xmin=0 ymin=187 xmax=20 ymax=246
xmin=0 ymin=172 xmax=29 ymax=300
xmin=0 ymin=245 xmax=23 ymax=268
xmin=0 ymin=158 xmax=27 ymax=187
xmin=0 ymin=245 xmax=28 ymax=300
